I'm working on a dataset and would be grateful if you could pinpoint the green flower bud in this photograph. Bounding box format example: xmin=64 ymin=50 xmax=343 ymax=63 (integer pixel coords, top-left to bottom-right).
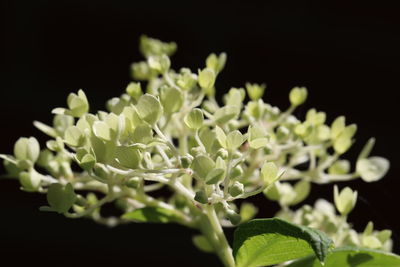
xmin=334 ymin=185 xmax=357 ymax=215
xmin=230 ymin=166 xmax=243 ymax=179
xmin=194 ymin=190 xmax=208 ymax=204
xmin=139 ymin=35 xmax=177 ymax=57
xmin=190 ymin=146 xmax=205 ymax=157
xmin=131 ymin=61 xmax=153 ymax=80
xmin=289 ymin=87 xmax=308 ymax=106
xmin=125 ymin=177 xmax=141 ymax=189
xmin=67 ymin=89 xmax=89 ymax=118
xmin=206 ymin=52 xmax=227 ymax=74
xmin=14 ymin=137 xmax=40 ymax=163
xmin=198 ymin=68 xmax=216 ymax=96
xmin=180 ymin=156 xmax=192 ymax=169
xmin=356 ymin=157 xmax=389 ymax=182
xmin=216 ymin=148 xmax=229 ymax=160
xmin=75 ymin=148 xmax=96 ymax=171
xmin=148 ymin=54 xmax=171 ymax=73
xmin=229 ymin=181 xmax=244 ymax=197
xmin=227 ymin=209 xmax=241 ymax=225
xmin=19 ymin=169 xmax=41 ymax=192
xmin=126 ymin=82 xmax=142 ymax=100
xmin=176 ymin=68 xmax=197 ymax=91
xmin=306 ymin=109 xmax=326 ymax=125
xmin=328 ymin=160 xmax=350 ymax=175
xmin=246 ymin=83 xmax=266 ymax=101
xmin=276 ymin=126 xmax=290 ymax=141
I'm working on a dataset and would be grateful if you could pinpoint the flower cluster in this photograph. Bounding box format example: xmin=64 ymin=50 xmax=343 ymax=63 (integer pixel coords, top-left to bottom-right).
xmin=1 ymin=35 xmax=391 ymax=256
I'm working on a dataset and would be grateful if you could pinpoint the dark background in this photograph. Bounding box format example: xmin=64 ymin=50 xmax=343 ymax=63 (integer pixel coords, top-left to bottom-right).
xmin=1 ymin=1 xmax=399 ymax=266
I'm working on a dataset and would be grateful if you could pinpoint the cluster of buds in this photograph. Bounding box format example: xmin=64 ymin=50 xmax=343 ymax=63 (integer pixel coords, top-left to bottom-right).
xmin=0 ymin=35 xmax=391 ymax=253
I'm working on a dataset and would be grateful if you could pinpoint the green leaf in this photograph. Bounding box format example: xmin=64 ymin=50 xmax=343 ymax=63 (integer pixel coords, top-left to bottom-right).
xmin=136 ymin=94 xmax=163 ymax=125
xmin=160 ymin=86 xmax=184 ymax=114
xmin=226 ymin=130 xmax=246 ymax=150
xmin=184 ymin=108 xmax=204 ymax=130
xmin=286 ymin=247 xmax=400 ymax=267
xmin=47 ymin=183 xmax=76 ymax=214
xmin=356 ymin=156 xmax=389 ymax=182
xmin=122 ymin=207 xmax=179 ymax=223
xmin=192 ymin=235 xmax=213 ymax=253
xmin=191 ymin=155 xmax=215 ymax=180
xmin=64 ymin=126 xmax=86 ymax=147
xmin=233 ymin=218 xmax=333 ymax=267
xmin=215 ymin=126 xmax=227 ymax=148
xmin=115 ymin=146 xmax=142 ymax=169
xmin=14 ymin=137 xmax=40 ymax=163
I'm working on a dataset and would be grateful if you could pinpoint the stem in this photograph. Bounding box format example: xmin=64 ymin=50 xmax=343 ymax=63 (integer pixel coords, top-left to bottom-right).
xmin=201 ymin=205 xmax=235 ymax=267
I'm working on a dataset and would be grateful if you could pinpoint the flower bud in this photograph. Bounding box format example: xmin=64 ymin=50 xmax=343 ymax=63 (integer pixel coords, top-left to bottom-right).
xmin=216 ymin=148 xmax=229 ymax=160
xmin=126 ymin=82 xmax=142 ymax=100
xmin=289 ymin=87 xmax=308 ymax=106
xmin=229 ymin=181 xmax=244 ymax=197
xmin=67 ymin=89 xmax=89 ymax=118
xmin=194 ymin=190 xmax=208 ymax=204
xmin=246 ymin=83 xmax=266 ymax=101
xmin=198 ymin=68 xmax=216 ymax=96
xmin=230 ymin=166 xmax=243 ymax=179
xmin=180 ymin=156 xmax=192 ymax=169
xmin=227 ymin=209 xmax=241 ymax=225
xmin=334 ymin=185 xmax=357 ymax=215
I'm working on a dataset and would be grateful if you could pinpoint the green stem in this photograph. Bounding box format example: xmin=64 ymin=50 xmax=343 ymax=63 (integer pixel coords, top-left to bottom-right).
xmin=201 ymin=205 xmax=235 ymax=267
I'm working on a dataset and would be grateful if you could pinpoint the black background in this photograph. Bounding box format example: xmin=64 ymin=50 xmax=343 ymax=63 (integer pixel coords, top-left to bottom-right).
xmin=1 ymin=1 xmax=399 ymax=266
